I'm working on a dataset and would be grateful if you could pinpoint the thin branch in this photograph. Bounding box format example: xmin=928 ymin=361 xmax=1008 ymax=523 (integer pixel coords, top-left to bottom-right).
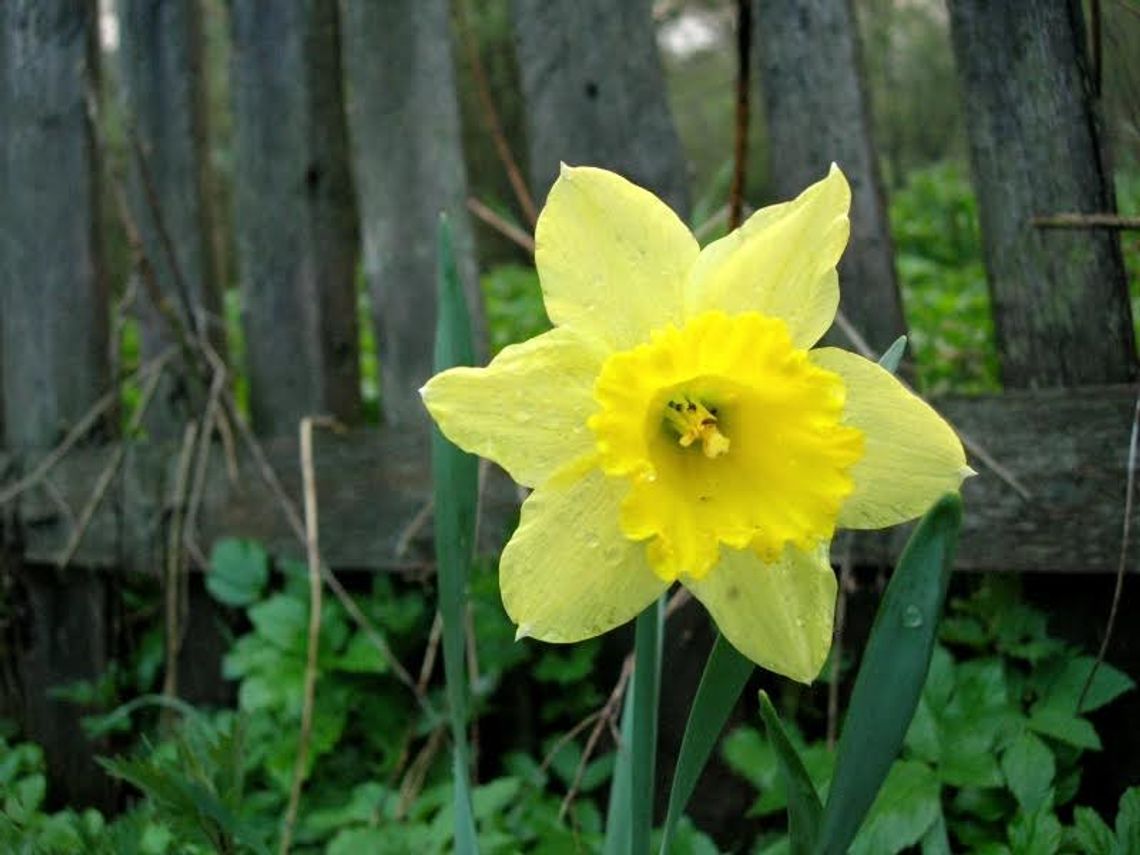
xmin=1091 ymin=0 xmax=1103 ymax=98
xmin=1031 ymin=213 xmax=1140 ymax=230
xmin=455 ymin=0 xmax=537 ymax=227
xmin=0 ymin=349 xmax=176 ymax=506
xmin=728 ymin=0 xmax=752 ymax=231
xmin=55 ymin=359 xmax=169 ymax=569
xmin=161 ymin=420 xmax=200 ymax=720
xmin=467 ymin=197 xmax=536 ymax=254
xmin=280 ymin=416 xmax=334 ymax=855
xmin=1078 ymin=388 xmax=1140 ymax=708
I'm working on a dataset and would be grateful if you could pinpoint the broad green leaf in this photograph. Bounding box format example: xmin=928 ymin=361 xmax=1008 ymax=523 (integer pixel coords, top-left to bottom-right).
xmin=1069 ymin=806 xmax=1115 ymax=855
xmin=849 ymin=761 xmax=941 ymax=855
xmin=332 ymin=633 xmax=389 ymax=674
xmin=630 ymin=598 xmax=663 ymax=855
xmin=206 ymin=539 xmax=270 ymax=607
xmin=759 ymin=691 xmax=822 ymax=855
xmin=1000 ymin=731 xmax=1055 ymax=812
xmin=1026 ymin=708 xmax=1100 ymax=750
xmin=660 ymin=633 xmax=752 ymax=854
xmin=878 ymin=335 xmax=908 ymax=374
xmin=1007 ymin=808 xmax=1062 ymax=855
xmin=1117 ymin=787 xmax=1140 ymax=852
xmin=247 ymin=595 xmax=306 ymax=651
xmin=920 ymin=812 xmax=952 ymax=855
xmin=432 ymin=216 xmax=479 ymax=855
xmin=815 ymin=493 xmax=962 ymax=855
xmin=1032 ymin=655 xmax=1135 ymax=715
xmin=903 ymin=697 xmax=940 ymax=764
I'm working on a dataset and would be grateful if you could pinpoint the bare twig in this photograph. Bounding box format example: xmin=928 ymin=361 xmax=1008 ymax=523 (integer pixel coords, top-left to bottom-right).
xmin=417 ymin=612 xmax=444 ymax=694
xmin=1031 ymin=213 xmax=1140 ymax=230
xmin=455 ymin=0 xmax=537 ymax=227
xmin=1091 ymin=0 xmax=1103 ymax=97
xmin=559 ymin=657 xmax=633 ymax=820
xmin=218 ymin=388 xmax=427 ymax=705
xmin=55 ymin=360 xmax=169 ymax=568
xmin=395 ymin=498 xmax=434 ymax=559
xmin=280 ymin=416 xmax=334 ymax=855
xmin=728 ymin=0 xmax=752 ymax=231
xmin=467 ymin=197 xmax=536 ymax=254
xmin=1078 ymin=389 xmax=1140 ymax=708
xmin=0 ymin=349 xmax=176 ymax=506
xmin=161 ymin=421 xmax=199 ymax=720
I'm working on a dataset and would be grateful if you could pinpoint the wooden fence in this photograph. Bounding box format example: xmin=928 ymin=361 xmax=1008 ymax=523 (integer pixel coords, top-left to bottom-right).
xmin=1 ymin=0 xmax=1136 ymax=807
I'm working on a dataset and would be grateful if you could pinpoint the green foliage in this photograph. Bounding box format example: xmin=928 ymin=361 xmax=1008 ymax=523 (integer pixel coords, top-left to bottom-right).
xmin=480 ymin=263 xmax=551 ymax=355
xmin=889 ymin=162 xmax=1000 ymax=394
xmin=723 ymin=576 xmax=1137 ymax=854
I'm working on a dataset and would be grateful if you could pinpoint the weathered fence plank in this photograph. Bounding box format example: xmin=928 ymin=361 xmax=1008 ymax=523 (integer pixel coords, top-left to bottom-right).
xmin=0 ymin=0 xmax=113 ymax=809
xmin=117 ymin=0 xmax=223 ymax=439
xmin=947 ymin=1 xmax=1136 ymax=387
xmin=229 ymin=0 xmax=361 ymax=435
xmin=510 ymin=0 xmax=691 ymax=216
xmin=754 ymin=0 xmax=908 ymax=355
xmin=340 ymin=0 xmax=485 ymax=428
xmin=5 ymin=387 xmax=1136 ymax=577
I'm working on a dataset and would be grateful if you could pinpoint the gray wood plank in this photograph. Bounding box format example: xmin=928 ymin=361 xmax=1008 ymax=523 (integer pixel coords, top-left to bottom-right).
xmin=341 ymin=0 xmax=485 ymax=428
xmin=510 ymin=0 xmax=691 ymax=217
xmin=229 ymin=0 xmax=361 ymax=435
xmin=117 ymin=0 xmax=224 ymax=439
xmin=754 ymin=0 xmax=908 ymax=355
xmin=947 ymin=1 xmax=1136 ymax=387
xmin=5 ymin=387 xmax=1138 ymax=577
xmin=0 ymin=0 xmax=112 ymax=809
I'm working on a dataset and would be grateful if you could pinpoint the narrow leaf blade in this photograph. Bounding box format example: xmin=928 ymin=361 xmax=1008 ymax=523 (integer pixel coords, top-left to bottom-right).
xmin=878 ymin=335 xmax=908 ymax=374
xmin=431 ymin=215 xmax=479 ymax=854
xmin=659 ymin=633 xmax=752 ymax=854
xmin=815 ymin=493 xmax=962 ymax=855
xmin=630 ymin=598 xmax=663 ymax=855
xmin=759 ymin=691 xmax=823 ymax=855
xmin=603 ymin=685 xmax=636 ymax=855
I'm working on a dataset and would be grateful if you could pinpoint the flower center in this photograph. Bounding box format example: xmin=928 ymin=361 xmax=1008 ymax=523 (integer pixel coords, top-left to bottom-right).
xmin=587 ymin=310 xmax=864 ymax=582
xmin=664 ymin=397 xmax=730 ymax=459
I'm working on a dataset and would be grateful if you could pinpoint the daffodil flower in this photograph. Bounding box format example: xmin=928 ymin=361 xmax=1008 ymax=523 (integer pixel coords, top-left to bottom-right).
xmin=422 ymin=165 xmax=969 ymax=683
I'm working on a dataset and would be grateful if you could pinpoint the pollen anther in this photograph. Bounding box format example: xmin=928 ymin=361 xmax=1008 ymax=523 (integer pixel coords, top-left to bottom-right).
xmin=664 ymin=396 xmax=731 ymax=459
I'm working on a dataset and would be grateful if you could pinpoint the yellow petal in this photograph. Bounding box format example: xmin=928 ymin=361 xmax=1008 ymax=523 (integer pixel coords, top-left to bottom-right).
xmin=535 ymin=165 xmax=699 ymax=350
xmin=500 ymin=463 xmax=668 ymax=643
xmin=685 ymin=165 xmax=850 ymax=348
xmin=421 ymin=327 xmax=604 ymax=488
xmin=685 ymin=545 xmax=837 ymax=683
xmin=810 ymin=348 xmax=969 ymax=529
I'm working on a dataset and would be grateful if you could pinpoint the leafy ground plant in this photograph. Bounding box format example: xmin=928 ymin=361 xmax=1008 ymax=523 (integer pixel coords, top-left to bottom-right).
xmin=723 ymin=577 xmax=1137 ymax=854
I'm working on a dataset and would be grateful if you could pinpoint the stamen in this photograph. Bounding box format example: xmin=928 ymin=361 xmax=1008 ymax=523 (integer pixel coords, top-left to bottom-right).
xmin=664 ymin=396 xmax=731 ymax=459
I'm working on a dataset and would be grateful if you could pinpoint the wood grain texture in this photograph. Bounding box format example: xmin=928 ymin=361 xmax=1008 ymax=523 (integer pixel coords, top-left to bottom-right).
xmin=4 ymin=387 xmax=1137 ymax=577
xmin=340 ymin=0 xmax=485 ymax=428
xmin=229 ymin=0 xmax=361 ymax=435
xmin=754 ymin=0 xmax=907 ymax=356
xmin=510 ymin=0 xmax=691 ymax=217
xmin=947 ymin=0 xmax=1136 ymax=387
xmin=117 ymin=0 xmax=223 ymax=439
xmin=0 ymin=0 xmax=112 ymax=809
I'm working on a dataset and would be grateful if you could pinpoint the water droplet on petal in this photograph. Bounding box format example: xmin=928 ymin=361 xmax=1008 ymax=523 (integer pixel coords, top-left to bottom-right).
xmin=902 ymin=605 xmax=923 ymax=629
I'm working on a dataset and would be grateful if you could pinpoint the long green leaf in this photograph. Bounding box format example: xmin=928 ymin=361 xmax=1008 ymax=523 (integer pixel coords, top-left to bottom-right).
xmin=759 ymin=691 xmax=823 ymax=854
xmin=602 ymin=683 xmax=636 ymax=855
xmin=631 ymin=597 xmax=664 ymax=855
xmin=815 ymin=493 xmax=963 ymax=855
xmin=431 ymin=215 xmax=479 ymax=854
xmin=659 ymin=633 xmax=752 ymax=853
xmin=877 ymin=335 xmax=908 ymax=374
